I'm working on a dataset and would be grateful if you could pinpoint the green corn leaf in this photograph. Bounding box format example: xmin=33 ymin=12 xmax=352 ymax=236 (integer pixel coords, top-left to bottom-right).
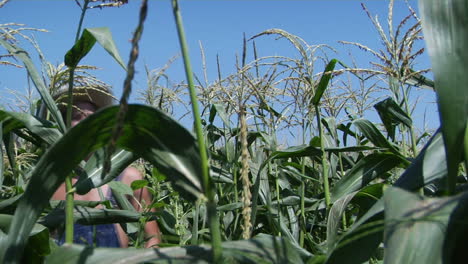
xmin=327 ymin=192 xmax=357 ymax=251
xmin=374 ymin=97 xmax=413 ymax=140
xmin=419 ymin=0 xmax=468 ymax=193
xmin=45 ymin=234 xmax=303 ymax=264
xmin=326 ymin=199 xmax=384 ymax=264
xmin=312 ymin=59 xmax=338 ymax=106
xmin=322 ymin=117 xmax=339 ymax=142
xmin=217 ymin=202 xmax=242 ymax=212
xmin=108 ymin=181 xmax=133 ymax=196
xmin=0 ymin=215 xmax=50 ymax=261
xmin=353 ymin=118 xmax=401 ymax=154
xmin=0 ymin=195 xmax=22 ymax=214
xmin=0 ymin=110 xmax=62 ymax=146
xmin=65 ymin=27 xmax=126 ymax=70
xmin=40 ymin=206 xmax=152 ymax=229
xmin=0 ymin=39 xmax=66 ymax=132
xmin=271 ymin=195 xmax=317 ymax=206
xmin=64 ymin=29 xmax=96 ymax=68
xmin=443 ymin=181 xmax=468 ymax=263
xmin=1 ymin=104 xmax=203 ymax=262
xmin=337 ymin=123 xmax=356 ymax=146
xmin=210 ymin=165 xmax=233 ymax=184
xmin=259 ymin=101 xmax=282 ymax=118
xmin=75 ymin=149 xmax=138 ymax=194
xmin=209 ymin=103 xmax=230 ymax=128
xmin=0 ymin=121 xmax=3 ymax=187
xmin=330 ymin=153 xmax=406 ymax=203
xmin=3 ymin=132 xmax=17 ymax=186
xmin=86 ymin=27 xmax=127 ymax=70
xmin=383 ymin=187 xmax=464 ymax=264
xmin=130 ymin=179 xmax=148 ymax=191
xmin=405 ymin=69 xmax=435 ymax=90
xmin=268 ymin=144 xmax=322 ymax=160
xmin=325 ymin=146 xmax=383 ymax=153
xmin=351 ymin=183 xmax=385 ymax=219
xmin=394 ymin=129 xmax=446 ymax=190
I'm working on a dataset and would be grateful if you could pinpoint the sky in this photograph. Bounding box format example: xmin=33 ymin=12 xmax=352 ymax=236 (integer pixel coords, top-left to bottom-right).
xmin=0 ymin=0 xmax=438 ymax=140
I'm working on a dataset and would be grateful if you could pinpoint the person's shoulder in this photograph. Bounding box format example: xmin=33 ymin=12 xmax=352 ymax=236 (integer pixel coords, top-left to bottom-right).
xmin=120 ymin=166 xmax=144 ymax=184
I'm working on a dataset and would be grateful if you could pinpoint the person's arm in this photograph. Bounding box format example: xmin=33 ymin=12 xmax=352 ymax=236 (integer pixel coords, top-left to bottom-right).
xmin=120 ymin=167 xmax=161 ymax=248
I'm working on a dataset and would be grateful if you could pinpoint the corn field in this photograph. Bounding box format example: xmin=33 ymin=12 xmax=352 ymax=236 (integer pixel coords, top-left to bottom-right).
xmin=0 ymin=0 xmax=467 ymax=263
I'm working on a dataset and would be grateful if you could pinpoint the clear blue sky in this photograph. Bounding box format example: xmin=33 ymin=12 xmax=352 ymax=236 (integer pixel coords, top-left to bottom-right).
xmin=1 ymin=0 xmax=437 ymax=135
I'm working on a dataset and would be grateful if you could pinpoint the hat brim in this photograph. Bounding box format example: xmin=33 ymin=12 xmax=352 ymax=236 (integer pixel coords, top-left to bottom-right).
xmin=55 ymin=86 xmax=115 ymax=110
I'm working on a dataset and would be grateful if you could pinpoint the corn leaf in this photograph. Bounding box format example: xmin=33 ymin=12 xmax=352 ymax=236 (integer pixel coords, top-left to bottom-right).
xmin=1 ymin=104 xmax=203 ymax=262
xmin=330 ymin=153 xmax=406 ymax=203
xmin=394 ymin=129 xmax=447 ymax=190
xmin=64 ymin=29 xmax=96 ymax=68
xmin=40 ymin=206 xmax=152 ymax=229
xmin=383 ymin=187 xmax=463 ymax=264
xmin=374 ymin=97 xmax=413 ymax=141
xmin=0 ymin=214 xmax=50 ymax=261
xmin=209 ymin=103 xmax=230 ymax=128
xmin=325 ymin=199 xmax=384 ymax=264
xmin=86 ymin=27 xmax=127 ymax=70
xmin=312 ymin=59 xmax=338 ymax=106
xmin=0 ymin=110 xmax=62 ymax=146
xmin=0 ymin=121 xmax=3 ymax=187
xmin=45 ymin=234 xmax=303 ymax=264
xmin=327 ymin=192 xmax=357 ymax=251
xmin=0 ymin=39 xmax=66 ymax=132
xmin=65 ymin=28 xmax=126 ymax=70
xmin=419 ymin=0 xmax=468 ymax=193
xmin=353 ymin=118 xmax=401 ymax=154
xmin=75 ymin=149 xmax=138 ymax=194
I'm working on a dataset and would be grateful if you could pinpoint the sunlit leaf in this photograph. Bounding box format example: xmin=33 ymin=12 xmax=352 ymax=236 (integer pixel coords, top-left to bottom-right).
xmin=86 ymin=27 xmax=127 ymax=70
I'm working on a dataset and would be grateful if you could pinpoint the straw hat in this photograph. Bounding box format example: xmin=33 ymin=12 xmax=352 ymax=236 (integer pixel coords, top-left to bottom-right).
xmin=53 ymin=85 xmax=116 ymax=111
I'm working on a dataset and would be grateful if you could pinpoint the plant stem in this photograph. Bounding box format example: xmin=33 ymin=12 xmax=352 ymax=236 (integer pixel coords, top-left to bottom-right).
xmin=191 ymin=200 xmax=200 ymax=245
xmin=171 ymin=0 xmax=222 ymax=261
xmin=64 ymin=0 xmax=90 ymax=244
xmin=75 ymin=0 xmax=90 ymax=42
xmin=315 ymin=105 xmax=331 ymax=208
xmin=64 ymin=173 xmax=74 ymax=244
xmin=464 ymin=121 xmax=468 ymax=175
xmin=402 ymin=85 xmax=418 ymax=157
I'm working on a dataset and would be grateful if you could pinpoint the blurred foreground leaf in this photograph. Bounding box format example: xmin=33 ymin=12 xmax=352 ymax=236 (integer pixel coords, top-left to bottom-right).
xmin=420 ymin=0 xmax=468 ymax=193
xmin=1 ymin=104 xmax=203 ymax=262
xmin=46 ymin=234 xmax=304 ymax=264
xmin=383 ymin=187 xmax=468 ymax=264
